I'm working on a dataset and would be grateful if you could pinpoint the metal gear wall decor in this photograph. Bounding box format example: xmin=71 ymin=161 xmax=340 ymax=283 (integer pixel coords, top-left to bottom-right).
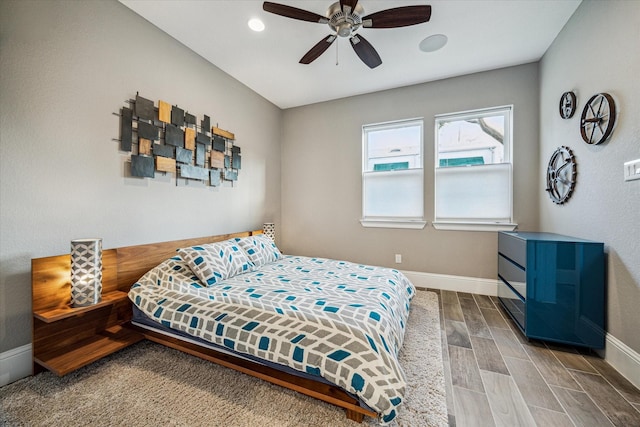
xmin=580 ymin=92 xmax=616 ymax=145
xmin=559 ymin=91 xmax=577 ymax=119
xmin=546 ymin=146 xmax=577 ymax=205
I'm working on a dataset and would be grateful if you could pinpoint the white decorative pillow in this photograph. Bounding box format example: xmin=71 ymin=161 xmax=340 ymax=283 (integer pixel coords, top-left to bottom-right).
xmin=235 ymin=234 xmax=282 ymax=268
xmin=222 ymin=239 xmax=255 ymax=277
xmin=179 ymin=240 xmax=253 ymax=286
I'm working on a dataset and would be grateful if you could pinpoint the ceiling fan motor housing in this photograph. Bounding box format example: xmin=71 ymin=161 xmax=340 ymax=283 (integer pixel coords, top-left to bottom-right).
xmin=327 ymin=2 xmax=364 ymax=37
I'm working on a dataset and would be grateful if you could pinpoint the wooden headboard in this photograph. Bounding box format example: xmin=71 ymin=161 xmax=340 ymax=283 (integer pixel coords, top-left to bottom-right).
xmin=32 ymin=229 xmax=263 ymax=313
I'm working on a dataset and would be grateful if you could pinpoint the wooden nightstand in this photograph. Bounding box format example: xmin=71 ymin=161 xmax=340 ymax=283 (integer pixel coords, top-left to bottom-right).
xmin=32 ymin=250 xmax=143 ymax=376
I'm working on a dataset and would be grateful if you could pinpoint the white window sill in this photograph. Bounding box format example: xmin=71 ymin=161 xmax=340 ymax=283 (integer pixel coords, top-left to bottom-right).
xmin=432 ymin=221 xmax=517 ymax=232
xmin=360 ymin=219 xmax=427 ymax=229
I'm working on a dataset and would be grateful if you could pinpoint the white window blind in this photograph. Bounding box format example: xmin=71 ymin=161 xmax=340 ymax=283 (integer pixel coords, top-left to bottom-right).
xmin=363 ymin=169 xmax=423 ymax=218
xmin=435 ymin=163 xmax=512 ymax=221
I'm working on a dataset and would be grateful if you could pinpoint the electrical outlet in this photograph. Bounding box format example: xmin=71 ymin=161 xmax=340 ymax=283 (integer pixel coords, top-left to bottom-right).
xmin=395 ymin=254 xmax=402 ymax=264
xmin=624 ymin=159 xmax=640 ymax=181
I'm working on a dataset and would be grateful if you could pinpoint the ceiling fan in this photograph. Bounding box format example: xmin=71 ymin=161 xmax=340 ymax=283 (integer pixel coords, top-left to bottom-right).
xmin=263 ymin=1 xmax=432 ymax=69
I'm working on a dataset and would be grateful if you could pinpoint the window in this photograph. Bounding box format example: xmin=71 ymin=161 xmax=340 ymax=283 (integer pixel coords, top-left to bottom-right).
xmin=434 ymin=106 xmax=516 ymax=231
xmin=361 ymin=118 xmax=426 ymax=229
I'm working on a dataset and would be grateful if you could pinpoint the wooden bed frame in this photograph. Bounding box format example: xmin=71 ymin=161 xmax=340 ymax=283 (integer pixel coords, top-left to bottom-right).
xmin=32 ymin=229 xmax=376 ymax=423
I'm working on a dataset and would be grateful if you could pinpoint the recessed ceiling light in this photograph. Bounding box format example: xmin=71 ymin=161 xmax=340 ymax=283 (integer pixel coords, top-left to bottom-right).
xmin=248 ymin=18 xmax=265 ymax=32
xmin=419 ymin=34 xmax=448 ymax=53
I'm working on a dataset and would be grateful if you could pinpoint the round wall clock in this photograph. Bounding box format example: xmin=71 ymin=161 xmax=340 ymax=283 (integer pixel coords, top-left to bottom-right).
xmin=580 ymin=92 xmax=616 ymax=145
xmin=546 ymin=146 xmax=577 ymax=205
xmin=559 ymin=91 xmax=576 ymax=119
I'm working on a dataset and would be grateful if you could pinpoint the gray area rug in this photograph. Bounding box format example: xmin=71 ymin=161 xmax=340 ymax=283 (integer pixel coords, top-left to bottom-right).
xmin=0 ymin=290 xmax=446 ymax=426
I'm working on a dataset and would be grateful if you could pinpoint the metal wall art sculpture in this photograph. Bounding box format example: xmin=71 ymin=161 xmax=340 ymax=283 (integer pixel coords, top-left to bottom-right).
xmin=118 ymin=93 xmax=241 ymax=187
xmin=546 ymin=146 xmax=577 ymax=205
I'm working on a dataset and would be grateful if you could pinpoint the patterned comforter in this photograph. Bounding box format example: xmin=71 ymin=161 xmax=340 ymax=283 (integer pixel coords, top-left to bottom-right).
xmin=129 ymin=255 xmax=416 ymax=423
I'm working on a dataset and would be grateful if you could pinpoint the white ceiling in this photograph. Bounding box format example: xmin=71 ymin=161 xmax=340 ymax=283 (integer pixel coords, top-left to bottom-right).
xmin=120 ymin=0 xmax=581 ymax=109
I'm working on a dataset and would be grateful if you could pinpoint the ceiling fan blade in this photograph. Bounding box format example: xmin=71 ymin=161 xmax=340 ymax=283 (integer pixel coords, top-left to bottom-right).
xmin=350 ymin=34 xmax=382 ymax=69
xmin=263 ymin=2 xmax=328 ymax=23
xmin=299 ymin=35 xmax=336 ymax=64
xmin=340 ymin=0 xmax=359 ymax=14
xmin=363 ymin=5 xmax=432 ymax=28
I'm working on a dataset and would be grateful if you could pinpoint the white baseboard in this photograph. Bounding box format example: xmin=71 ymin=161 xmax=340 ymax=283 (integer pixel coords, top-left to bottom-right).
xmin=0 ymin=343 xmax=32 ymax=387
xmin=603 ymin=333 xmax=640 ymax=390
xmin=401 ymin=269 xmax=498 ymax=296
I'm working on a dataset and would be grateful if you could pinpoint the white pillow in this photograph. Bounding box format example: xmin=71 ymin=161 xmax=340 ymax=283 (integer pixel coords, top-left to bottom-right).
xmin=234 ymin=235 xmax=281 ymax=268
xmin=179 ymin=240 xmax=253 ymax=286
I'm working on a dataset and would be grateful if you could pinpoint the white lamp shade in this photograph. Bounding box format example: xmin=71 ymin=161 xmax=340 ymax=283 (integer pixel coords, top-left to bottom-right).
xmin=70 ymin=238 xmax=103 ymax=307
xmin=263 ymin=223 xmax=275 ymax=241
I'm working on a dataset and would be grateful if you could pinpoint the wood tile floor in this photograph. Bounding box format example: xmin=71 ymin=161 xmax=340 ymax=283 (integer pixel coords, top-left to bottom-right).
xmin=427 ymin=289 xmax=640 ymax=427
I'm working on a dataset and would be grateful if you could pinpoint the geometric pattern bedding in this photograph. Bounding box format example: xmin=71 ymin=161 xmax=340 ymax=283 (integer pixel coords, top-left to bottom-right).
xmin=129 ymin=254 xmax=415 ymax=423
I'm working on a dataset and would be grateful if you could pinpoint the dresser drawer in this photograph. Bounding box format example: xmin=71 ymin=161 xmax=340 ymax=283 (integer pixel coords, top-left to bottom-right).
xmin=498 ymin=254 xmax=526 ymax=299
xmin=498 ymin=232 xmax=526 ymax=268
xmin=498 ymin=279 xmax=526 ymax=331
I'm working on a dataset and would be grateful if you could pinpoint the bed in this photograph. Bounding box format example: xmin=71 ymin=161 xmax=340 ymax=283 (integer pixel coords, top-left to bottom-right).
xmin=128 ymin=232 xmax=416 ymax=424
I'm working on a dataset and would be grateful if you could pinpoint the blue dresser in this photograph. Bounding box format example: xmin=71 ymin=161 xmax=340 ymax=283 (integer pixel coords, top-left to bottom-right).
xmin=497 ymin=231 xmax=605 ymax=349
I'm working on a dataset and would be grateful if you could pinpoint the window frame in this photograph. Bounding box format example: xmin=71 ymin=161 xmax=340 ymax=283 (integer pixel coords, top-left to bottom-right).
xmin=361 ymin=118 xmax=426 ymax=229
xmin=433 ymin=105 xmax=517 ymax=232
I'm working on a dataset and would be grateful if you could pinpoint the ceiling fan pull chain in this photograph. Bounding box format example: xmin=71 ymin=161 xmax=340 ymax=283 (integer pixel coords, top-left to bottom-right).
xmin=336 ymin=38 xmax=339 ymax=66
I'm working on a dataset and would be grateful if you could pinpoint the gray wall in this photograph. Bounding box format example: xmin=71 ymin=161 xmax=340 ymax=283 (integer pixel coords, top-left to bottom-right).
xmin=539 ymin=1 xmax=640 ymax=353
xmin=281 ymin=63 xmax=540 ymax=280
xmin=0 ymin=0 xmax=282 ymax=353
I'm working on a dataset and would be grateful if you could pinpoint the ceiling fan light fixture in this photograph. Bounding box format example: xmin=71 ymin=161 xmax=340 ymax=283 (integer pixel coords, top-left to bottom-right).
xmin=419 ymin=34 xmax=447 ymax=52
xmin=248 ymin=18 xmax=265 ymax=32
xmin=263 ymin=1 xmax=432 ymax=68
